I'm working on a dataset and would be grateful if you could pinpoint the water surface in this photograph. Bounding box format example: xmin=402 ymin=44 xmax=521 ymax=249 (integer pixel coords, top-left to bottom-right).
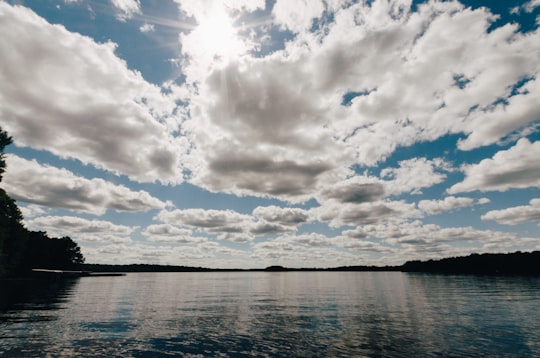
xmin=1 ymin=272 xmax=539 ymax=357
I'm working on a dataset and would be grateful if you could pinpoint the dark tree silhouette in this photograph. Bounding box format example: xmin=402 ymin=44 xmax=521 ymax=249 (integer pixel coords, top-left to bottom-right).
xmin=0 ymin=127 xmax=85 ymax=277
xmin=0 ymin=129 xmax=12 ymax=182
xmin=24 ymin=232 xmax=84 ymax=271
xmin=0 ymin=188 xmax=28 ymax=276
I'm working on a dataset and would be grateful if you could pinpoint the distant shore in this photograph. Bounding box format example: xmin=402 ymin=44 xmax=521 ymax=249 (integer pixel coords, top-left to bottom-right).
xmin=80 ymin=251 xmax=540 ymax=275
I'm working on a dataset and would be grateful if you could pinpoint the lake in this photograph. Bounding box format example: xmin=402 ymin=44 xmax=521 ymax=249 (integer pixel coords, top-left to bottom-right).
xmin=1 ymin=272 xmax=539 ymax=357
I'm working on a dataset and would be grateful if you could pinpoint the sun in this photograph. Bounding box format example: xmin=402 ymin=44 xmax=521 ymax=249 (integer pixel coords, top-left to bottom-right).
xmin=194 ymin=7 xmax=243 ymax=60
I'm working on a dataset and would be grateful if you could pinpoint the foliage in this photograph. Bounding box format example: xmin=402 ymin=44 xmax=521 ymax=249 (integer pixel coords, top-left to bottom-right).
xmin=0 ymin=127 xmax=85 ymax=277
xmin=0 ymin=129 xmax=12 ymax=182
xmin=402 ymin=251 xmax=540 ymax=275
xmin=23 ymin=232 xmax=85 ymax=271
xmin=0 ymin=188 xmax=27 ymax=276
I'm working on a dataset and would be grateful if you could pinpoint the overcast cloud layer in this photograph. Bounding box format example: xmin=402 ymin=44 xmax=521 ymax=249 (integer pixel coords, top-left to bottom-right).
xmin=1 ymin=0 xmax=539 ymax=268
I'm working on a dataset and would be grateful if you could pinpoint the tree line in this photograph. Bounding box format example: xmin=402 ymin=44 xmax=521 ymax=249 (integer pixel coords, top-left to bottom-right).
xmin=0 ymin=128 xmax=84 ymax=277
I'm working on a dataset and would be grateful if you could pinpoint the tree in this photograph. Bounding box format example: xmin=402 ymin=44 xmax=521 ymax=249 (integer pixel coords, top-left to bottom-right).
xmin=0 ymin=128 xmax=23 ymax=275
xmin=0 ymin=127 xmax=85 ymax=276
xmin=0 ymin=188 xmax=28 ymax=276
xmin=24 ymin=232 xmax=85 ymax=271
xmin=0 ymin=128 xmax=12 ymax=182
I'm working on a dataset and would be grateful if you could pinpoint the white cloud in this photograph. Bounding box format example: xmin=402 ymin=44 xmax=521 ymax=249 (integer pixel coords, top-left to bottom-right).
xmin=0 ymin=3 xmax=185 ymax=184
xmin=382 ymin=158 xmax=450 ymax=195
xmin=178 ymin=0 xmax=540 ymax=203
xmin=111 ymin=0 xmax=141 ymax=21
xmin=482 ymin=199 xmax=540 ymax=226
xmin=359 ymin=220 xmax=529 ymax=257
xmin=314 ymin=200 xmax=421 ymax=228
xmin=272 ymin=0 xmax=325 ymax=33
xmin=513 ymin=0 xmax=540 ymax=13
xmin=174 ymin=0 xmax=264 ymax=18
xmin=18 ymin=204 xmax=48 ymax=219
xmin=185 ymin=58 xmax=353 ymax=202
xmin=448 ymin=139 xmax=540 ymax=194
xmin=252 ymin=206 xmax=311 ymax=226
xmin=26 ymin=215 xmax=134 ymax=244
xmin=139 ymin=23 xmax=155 ymax=33
xmin=3 ymin=155 xmax=167 ymax=215
xmin=251 ymin=237 xmax=360 ymax=268
xmin=418 ymin=196 xmax=475 ymax=215
xmin=155 ymin=208 xmax=255 ymax=241
xmin=141 ymin=224 xmax=207 ymax=243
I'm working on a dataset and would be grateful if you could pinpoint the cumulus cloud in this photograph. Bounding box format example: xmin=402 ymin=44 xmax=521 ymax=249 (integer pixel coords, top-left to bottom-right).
xmin=185 ymin=60 xmax=352 ymax=202
xmin=3 ymin=155 xmax=167 ymax=215
xmin=482 ymin=199 xmax=540 ymax=226
xmin=155 ymin=208 xmax=255 ymax=241
xmin=318 ymin=177 xmax=386 ymax=204
xmin=382 ymin=158 xmax=450 ymax=195
xmin=142 ymin=224 xmax=207 ymax=243
xmin=252 ymin=206 xmax=311 ymax=226
xmin=448 ymin=139 xmax=540 ymax=193
xmin=155 ymin=207 xmax=310 ymax=240
xmin=272 ymin=0 xmax=325 ymax=32
xmin=177 ymin=0 xmax=540 ymax=203
xmin=111 ymin=0 xmax=141 ymax=21
xmin=251 ymin=237 xmax=360 ymax=268
xmin=357 ymin=220 xmax=529 ymax=258
xmin=418 ymin=196 xmax=475 ymax=215
xmin=512 ymin=0 xmax=540 ymax=14
xmin=139 ymin=23 xmax=155 ymax=33
xmin=314 ymin=200 xmax=421 ymax=228
xmin=26 ymin=215 xmax=135 ymax=243
xmin=0 ymin=3 xmax=184 ymax=184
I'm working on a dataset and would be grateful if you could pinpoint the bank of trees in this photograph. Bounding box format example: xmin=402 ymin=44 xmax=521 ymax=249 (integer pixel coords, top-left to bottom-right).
xmin=0 ymin=128 xmax=84 ymax=277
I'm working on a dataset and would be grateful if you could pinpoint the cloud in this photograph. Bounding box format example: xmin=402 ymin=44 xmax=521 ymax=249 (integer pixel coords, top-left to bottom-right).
xmin=448 ymin=139 xmax=540 ymax=194
xmin=272 ymin=0 xmax=325 ymax=32
xmin=249 ymin=222 xmax=292 ymax=236
xmin=0 ymin=3 xmax=184 ymax=184
xmin=381 ymin=158 xmax=450 ymax=195
xmin=525 ymin=0 xmax=540 ymax=12
xmin=314 ymin=200 xmax=421 ymax=228
xmin=311 ymin=1 xmax=538 ymax=161
xmin=512 ymin=0 xmax=540 ymax=14
xmin=139 ymin=23 xmax=155 ymax=33
xmin=252 ymin=206 xmax=311 ymax=226
xmin=418 ymin=196 xmax=475 ymax=215
xmin=141 ymin=224 xmax=207 ymax=243
xmin=359 ymin=220 xmax=529 ymax=256
xmin=18 ymin=204 xmax=48 ymax=219
xmin=26 ymin=215 xmax=134 ymax=243
xmin=156 ymin=207 xmax=309 ymax=240
xmin=81 ymin=240 xmax=250 ymax=267
xmin=185 ymin=59 xmax=352 ymax=202
xmin=179 ymin=0 xmax=540 ymax=202
xmin=111 ymin=0 xmax=141 ymax=21
xmin=174 ymin=0 xmax=264 ymax=18
xmin=155 ymin=208 xmax=255 ymax=241
xmin=251 ymin=237 xmax=359 ymax=267
xmin=481 ymin=199 xmax=540 ymax=226
xmin=318 ymin=177 xmax=386 ymax=204
xmin=3 ymin=155 xmax=167 ymax=215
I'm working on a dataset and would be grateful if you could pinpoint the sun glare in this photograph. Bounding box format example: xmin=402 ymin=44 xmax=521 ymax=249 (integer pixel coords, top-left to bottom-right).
xmin=195 ymin=8 xmax=243 ymax=60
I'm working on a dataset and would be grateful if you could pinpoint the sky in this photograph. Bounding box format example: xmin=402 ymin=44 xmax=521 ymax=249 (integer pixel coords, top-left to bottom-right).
xmin=1 ymin=0 xmax=540 ymax=269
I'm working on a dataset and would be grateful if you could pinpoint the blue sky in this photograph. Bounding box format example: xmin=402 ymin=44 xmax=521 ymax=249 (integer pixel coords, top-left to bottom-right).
xmin=1 ymin=0 xmax=540 ymax=268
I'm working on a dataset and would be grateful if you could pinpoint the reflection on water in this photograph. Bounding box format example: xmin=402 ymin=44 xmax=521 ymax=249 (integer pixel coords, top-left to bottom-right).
xmin=1 ymin=272 xmax=539 ymax=357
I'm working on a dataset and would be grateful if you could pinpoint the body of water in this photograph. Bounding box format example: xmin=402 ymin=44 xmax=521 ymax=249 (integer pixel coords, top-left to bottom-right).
xmin=1 ymin=272 xmax=539 ymax=357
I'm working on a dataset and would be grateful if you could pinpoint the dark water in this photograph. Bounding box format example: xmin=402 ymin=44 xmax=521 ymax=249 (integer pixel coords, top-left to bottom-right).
xmin=1 ymin=272 xmax=539 ymax=357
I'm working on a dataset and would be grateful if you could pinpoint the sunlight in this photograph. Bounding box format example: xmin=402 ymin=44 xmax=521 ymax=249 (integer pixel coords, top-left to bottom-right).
xmin=194 ymin=7 xmax=243 ymax=60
